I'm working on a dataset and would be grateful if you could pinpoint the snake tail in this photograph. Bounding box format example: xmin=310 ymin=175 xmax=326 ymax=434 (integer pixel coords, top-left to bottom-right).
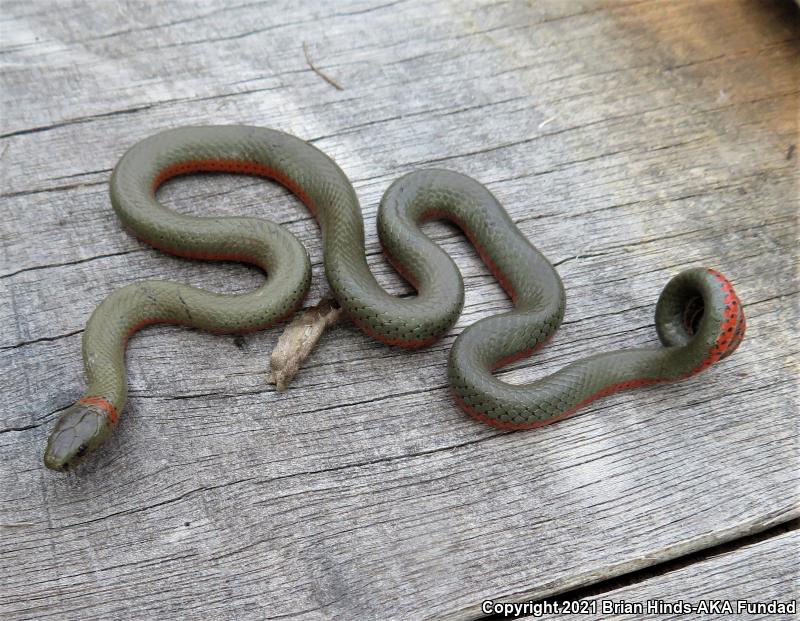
xmin=43 ymin=126 xmax=745 ymax=472
xmin=449 ymin=266 xmax=745 ymax=429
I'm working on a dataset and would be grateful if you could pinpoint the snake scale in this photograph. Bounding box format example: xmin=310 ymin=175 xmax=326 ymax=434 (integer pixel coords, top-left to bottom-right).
xmin=44 ymin=126 xmax=745 ymax=472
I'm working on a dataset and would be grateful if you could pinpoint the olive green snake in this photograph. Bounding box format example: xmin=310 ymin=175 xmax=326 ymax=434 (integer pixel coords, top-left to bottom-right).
xmin=43 ymin=125 xmax=746 ymax=472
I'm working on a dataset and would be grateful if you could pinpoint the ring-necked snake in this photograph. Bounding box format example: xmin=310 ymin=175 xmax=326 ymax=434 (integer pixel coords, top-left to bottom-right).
xmin=43 ymin=126 xmax=746 ymax=472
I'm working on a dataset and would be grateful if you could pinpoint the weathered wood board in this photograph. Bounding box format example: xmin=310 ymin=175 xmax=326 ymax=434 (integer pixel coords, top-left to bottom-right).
xmin=535 ymin=529 xmax=799 ymax=621
xmin=1 ymin=1 xmax=798 ymax=619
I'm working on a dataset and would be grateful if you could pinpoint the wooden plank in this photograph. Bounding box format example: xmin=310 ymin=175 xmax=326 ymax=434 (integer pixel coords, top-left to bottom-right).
xmin=532 ymin=529 xmax=799 ymax=621
xmin=1 ymin=1 xmax=797 ymax=620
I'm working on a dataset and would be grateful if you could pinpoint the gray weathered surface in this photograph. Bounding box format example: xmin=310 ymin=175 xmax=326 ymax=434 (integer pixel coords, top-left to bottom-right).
xmin=536 ymin=529 xmax=799 ymax=621
xmin=1 ymin=1 xmax=798 ymax=620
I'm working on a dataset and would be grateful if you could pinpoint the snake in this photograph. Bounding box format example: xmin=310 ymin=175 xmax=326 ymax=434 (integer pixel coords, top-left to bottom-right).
xmin=43 ymin=125 xmax=746 ymax=472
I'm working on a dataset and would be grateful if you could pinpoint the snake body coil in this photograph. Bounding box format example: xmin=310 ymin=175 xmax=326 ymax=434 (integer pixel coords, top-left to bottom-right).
xmin=44 ymin=126 xmax=745 ymax=472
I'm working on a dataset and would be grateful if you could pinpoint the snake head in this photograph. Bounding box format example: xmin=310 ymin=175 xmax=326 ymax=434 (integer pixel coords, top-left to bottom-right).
xmin=44 ymin=400 xmax=115 ymax=472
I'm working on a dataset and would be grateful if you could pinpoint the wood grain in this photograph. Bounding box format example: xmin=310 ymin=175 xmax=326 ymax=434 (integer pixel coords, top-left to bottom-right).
xmin=534 ymin=529 xmax=799 ymax=621
xmin=1 ymin=1 xmax=797 ymax=619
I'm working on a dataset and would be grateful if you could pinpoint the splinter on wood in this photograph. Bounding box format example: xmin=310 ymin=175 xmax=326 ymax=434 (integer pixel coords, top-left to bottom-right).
xmin=303 ymin=41 xmax=344 ymax=91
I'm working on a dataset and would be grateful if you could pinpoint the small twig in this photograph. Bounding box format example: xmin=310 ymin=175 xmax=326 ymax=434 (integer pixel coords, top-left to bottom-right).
xmin=268 ymin=296 xmax=343 ymax=391
xmin=302 ymin=41 xmax=344 ymax=91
